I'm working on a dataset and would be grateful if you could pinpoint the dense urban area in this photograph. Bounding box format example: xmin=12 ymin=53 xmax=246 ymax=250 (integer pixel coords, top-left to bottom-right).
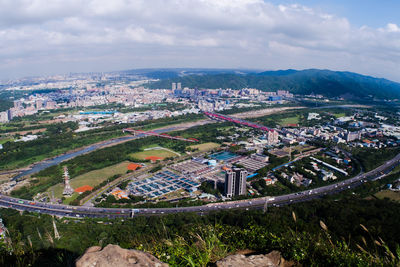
xmin=0 ymin=70 xmax=400 ymax=266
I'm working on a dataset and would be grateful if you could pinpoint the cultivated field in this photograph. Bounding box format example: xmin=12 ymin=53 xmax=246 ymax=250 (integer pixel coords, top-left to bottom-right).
xmin=188 ymin=142 xmax=221 ymax=152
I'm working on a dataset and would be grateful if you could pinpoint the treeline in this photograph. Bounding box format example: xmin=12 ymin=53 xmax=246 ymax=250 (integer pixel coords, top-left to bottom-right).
xmin=0 ymin=98 xmax=12 ymax=112
xmin=352 ymin=147 xmax=400 ymax=171
xmin=1 ymin=197 xmax=400 ymax=266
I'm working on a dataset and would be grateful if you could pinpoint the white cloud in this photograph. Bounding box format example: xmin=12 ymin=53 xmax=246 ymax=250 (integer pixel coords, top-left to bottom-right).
xmin=0 ymin=0 xmax=399 ymax=81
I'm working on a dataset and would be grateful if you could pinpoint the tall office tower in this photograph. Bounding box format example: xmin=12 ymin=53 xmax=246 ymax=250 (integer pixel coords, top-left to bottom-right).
xmin=224 ymin=168 xmax=248 ymax=197
xmin=171 ymin=83 xmax=177 ymax=91
xmin=177 ymin=82 xmax=182 ymax=90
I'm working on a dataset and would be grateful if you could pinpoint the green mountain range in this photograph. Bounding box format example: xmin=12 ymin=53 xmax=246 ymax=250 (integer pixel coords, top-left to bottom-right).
xmin=148 ymin=69 xmax=400 ymax=99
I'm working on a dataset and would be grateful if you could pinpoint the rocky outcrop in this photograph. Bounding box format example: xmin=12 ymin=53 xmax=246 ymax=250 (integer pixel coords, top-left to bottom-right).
xmin=76 ymin=244 xmax=168 ymax=267
xmin=216 ymin=250 xmax=295 ymax=267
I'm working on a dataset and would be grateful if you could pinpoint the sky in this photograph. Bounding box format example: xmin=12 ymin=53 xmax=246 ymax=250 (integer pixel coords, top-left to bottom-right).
xmin=0 ymin=0 xmax=399 ymax=82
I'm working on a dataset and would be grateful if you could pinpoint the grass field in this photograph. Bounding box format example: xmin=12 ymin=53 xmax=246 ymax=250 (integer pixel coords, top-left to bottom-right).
xmin=130 ymin=147 xmax=178 ymax=160
xmin=0 ymin=138 xmax=13 ymax=144
xmin=188 ymin=142 xmax=220 ymax=152
xmin=47 ymin=161 xmax=131 ymax=202
xmin=374 ymin=190 xmax=400 ymax=202
xmin=279 ymin=115 xmax=299 ymax=126
xmin=333 ymin=112 xmax=346 ymax=118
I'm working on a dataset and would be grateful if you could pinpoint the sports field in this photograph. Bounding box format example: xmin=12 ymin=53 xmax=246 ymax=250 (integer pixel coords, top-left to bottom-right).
xmin=279 ymin=115 xmax=299 ymax=126
xmin=188 ymin=142 xmax=220 ymax=152
xmin=47 ymin=161 xmax=131 ymax=201
xmin=130 ymin=147 xmax=179 ymax=160
xmin=333 ymin=112 xmax=346 ymax=118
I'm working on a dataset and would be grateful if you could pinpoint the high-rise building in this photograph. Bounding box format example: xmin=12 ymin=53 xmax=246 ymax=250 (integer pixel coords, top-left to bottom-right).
xmin=7 ymin=109 xmax=13 ymax=121
xmin=35 ymin=100 xmax=43 ymax=110
xmin=0 ymin=111 xmax=8 ymax=123
xmin=344 ymin=131 xmax=361 ymax=142
xmin=171 ymin=83 xmax=177 ymax=91
xmin=225 ymin=169 xmax=235 ymax=197
xmin=266 ymin=130 xmax=279 ymax=145
xmin=224 ymin=168 xmax=247 ymax=197
xmin=177 ymin=82 xmax=182 ymax=90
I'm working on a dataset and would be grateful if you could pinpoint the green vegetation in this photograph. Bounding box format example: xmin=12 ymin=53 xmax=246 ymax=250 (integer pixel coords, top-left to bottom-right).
xmin=352 ymin=147 xmax=400 ymax=171
xmin=0 ymin=122 xmax=124 ymax=170
xmin=0 ymin=113 xmax=204 ymax=170
xmin=148 ymin=69 xmax=400 ymax=98
xmin=279 ymin=115 xmax=299 ymax=126
xmin=253 ymin=107 xmax=356 ymax=128
xmin=0 ymin=98 xmax=12 ymax=112
xmin=1 ymin=197 xmax=400 ymax=266
xmin=130 ymin=147 xmax=179 ymax=160
xmin=374 ymin=190 xmax=400 ymax=202
xmin=333 ymin=112 xmax=346 ymax=118
xmin=11 ymin=136 xmax=188 ymax=200
xmin=188 ymin=142 xmax=220 ymax=152
xmin=47 ymin=161 xmax=131 ymax=200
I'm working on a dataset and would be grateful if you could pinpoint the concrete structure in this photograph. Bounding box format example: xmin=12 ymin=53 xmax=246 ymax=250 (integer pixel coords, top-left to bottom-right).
xmin=225 ymin=168 xmax=247 ymax=197
xmin=266 ymin=130 xmax=279 ymax=145
xmin=0 ymin=111 xmax=8 ymax=123
xmin=344 ymin=131 xmax=361 ymax=142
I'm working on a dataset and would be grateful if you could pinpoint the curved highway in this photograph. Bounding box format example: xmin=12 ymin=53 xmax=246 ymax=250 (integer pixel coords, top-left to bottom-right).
xmin=2 ymin=153 xmax=399 ymax=218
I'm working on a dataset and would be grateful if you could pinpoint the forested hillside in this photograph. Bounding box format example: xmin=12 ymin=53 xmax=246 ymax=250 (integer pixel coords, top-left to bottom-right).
xmin=148 ymin=69 xmax=400 ymax=99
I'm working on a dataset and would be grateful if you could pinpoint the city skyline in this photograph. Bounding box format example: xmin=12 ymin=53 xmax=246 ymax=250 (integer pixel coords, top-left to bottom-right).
xmin=0 ymin=0 xmax=399 ymax=82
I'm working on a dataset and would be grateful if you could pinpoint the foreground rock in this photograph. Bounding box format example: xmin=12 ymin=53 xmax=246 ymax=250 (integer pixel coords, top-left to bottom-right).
xmin=216 ymin=250 xmax=295 ymax=267
xmin=76 ymin=244 xmax=169 ymax=267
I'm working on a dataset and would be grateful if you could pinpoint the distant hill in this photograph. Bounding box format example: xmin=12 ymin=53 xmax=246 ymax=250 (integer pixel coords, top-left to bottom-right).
xmin=147 ymin=69 xmax=400 ymax=99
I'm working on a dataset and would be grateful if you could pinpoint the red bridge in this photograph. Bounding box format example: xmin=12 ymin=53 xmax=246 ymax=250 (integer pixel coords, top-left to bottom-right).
xmin=123 ymin=128 xmax=199 ymax=142
xmin=203 ymin=111 xmax=276 ymax=132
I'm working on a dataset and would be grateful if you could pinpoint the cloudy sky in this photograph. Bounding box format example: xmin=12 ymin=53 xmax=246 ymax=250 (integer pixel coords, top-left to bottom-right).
xmin=0 ymin=0 xmax=399 ymax=81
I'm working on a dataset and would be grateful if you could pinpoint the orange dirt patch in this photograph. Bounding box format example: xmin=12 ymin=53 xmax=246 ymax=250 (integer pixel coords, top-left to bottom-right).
xmin=145 ymin=156 xmax=164 ymax=162
xmin=75 ymin=185 xmax=94 ymax=193
xmin=127 ymin=163 xmax=142 ymax=171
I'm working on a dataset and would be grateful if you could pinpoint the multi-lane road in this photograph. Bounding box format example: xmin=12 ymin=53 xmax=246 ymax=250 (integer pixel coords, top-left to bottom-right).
xmin=1 ymin=152 xmax=399 ymax=219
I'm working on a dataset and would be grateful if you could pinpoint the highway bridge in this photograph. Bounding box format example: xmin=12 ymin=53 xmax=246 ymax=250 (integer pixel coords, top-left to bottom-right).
xmin=1 ymin=152 xmax=399 ymax=219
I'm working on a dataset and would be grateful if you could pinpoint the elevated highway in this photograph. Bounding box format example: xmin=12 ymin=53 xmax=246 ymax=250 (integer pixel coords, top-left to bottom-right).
xmin=1 ymin=152 xmax=399 ymax=218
